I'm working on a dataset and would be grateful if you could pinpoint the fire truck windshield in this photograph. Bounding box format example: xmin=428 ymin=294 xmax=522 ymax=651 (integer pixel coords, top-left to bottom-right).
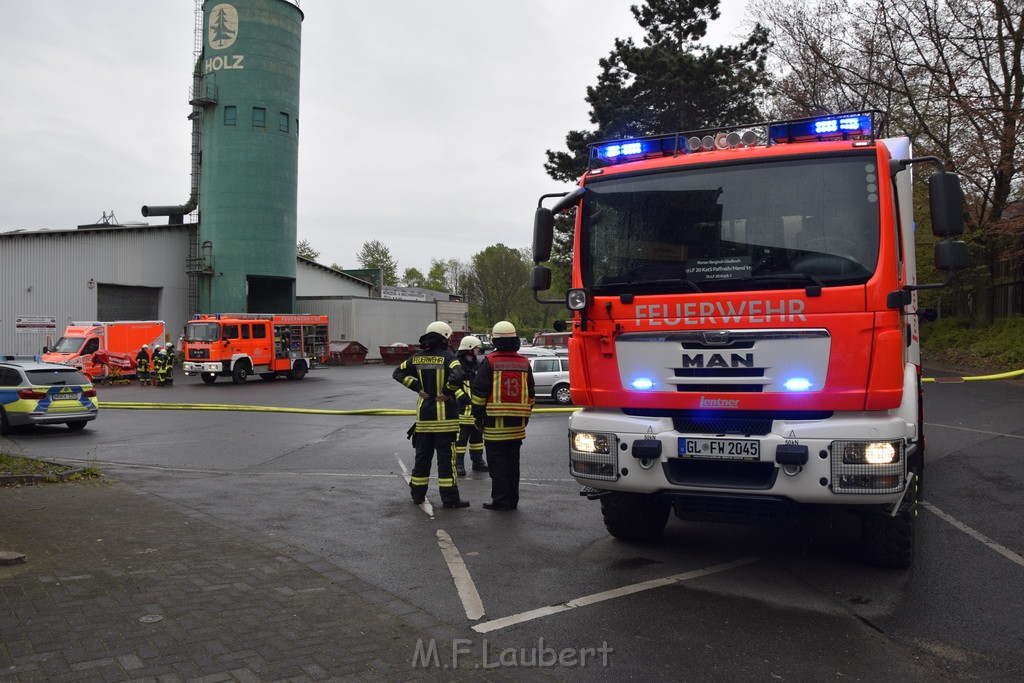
xmin=581 ymin=153 xmax=881 ymax=294
xmin=185 ymin=322 xmax=221 ymax=343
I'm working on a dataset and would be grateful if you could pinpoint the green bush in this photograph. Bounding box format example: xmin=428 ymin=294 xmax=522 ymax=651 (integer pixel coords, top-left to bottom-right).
xmin=921 ymin=316 xmax=1024 ymax=370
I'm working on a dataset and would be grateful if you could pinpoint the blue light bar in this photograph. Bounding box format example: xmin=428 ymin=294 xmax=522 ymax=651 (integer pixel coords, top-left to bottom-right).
xmin=598 ymin=140 xmax=647 ymax=160
xmin=770 ymin=113 xmax=873 ymax=143
xmin=631 ymin=377 xmax=655 ymax=390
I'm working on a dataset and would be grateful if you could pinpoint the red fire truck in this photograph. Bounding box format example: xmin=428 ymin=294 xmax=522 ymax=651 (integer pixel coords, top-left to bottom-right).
xmin=531 ymin=112 xmax=967 ymax=566
xmin=182 ymin=314 xmax=329 ymax=384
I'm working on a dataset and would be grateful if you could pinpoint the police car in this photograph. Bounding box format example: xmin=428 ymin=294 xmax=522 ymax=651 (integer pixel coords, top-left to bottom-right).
xmin=0 ymin=355 xmax=99 ymax=435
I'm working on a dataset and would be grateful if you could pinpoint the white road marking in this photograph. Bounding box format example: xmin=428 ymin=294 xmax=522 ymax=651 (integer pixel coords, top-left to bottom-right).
xmin=925 ymin=422 xmax=1024 ymax=441
xmin=922 ymin=502 xmax=1024 ymax=569
xmin=472 ymin=556 xmax=758 ymax=633
xmin=395 ymin=455 xmax=434 ymax=516
xmin=436 ymin=529 xmax=486 ymax=621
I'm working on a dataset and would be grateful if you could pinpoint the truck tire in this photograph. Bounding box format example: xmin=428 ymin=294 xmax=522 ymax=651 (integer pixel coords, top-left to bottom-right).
xmin=286 ymin=362 xmax=307 ymax=381
xmin=860 ymin=507 xmax=915 ymax=568
xmin=600 ymin=492 xmax=670 ymax=543
xmin=201 ymin=372 xmax=217 ymax=384
xmin=231 ymin=362 xmax=250 ymax=385
xmin=66 ymin=420 xmax=88 ymax=431
xmin=553 ymin=384 xmax=573 ymax=405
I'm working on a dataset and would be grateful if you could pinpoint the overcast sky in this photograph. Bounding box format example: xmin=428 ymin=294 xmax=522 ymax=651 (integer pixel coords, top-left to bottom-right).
xmin=1 ymin=1 xmax=749 ymax=275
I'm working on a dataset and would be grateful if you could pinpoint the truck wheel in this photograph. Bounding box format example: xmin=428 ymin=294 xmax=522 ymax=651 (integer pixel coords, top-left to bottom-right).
xmin=260 ymin=372 xmax=278 ymax=381
xmin=0 ymin=408 xmax=10 ymax=436
xmin=231 ymin=363 xmax=250 ymax=384
xmin=860 ymin=508 xmax=915 ymax=568
xmin=201 ymin=372 xmax=217 ymax=384
xmin=286 ymin=362 xmax=307 ymax=380
xmin=600 ymin=492 xmax=670 ymax=543
xmin=66 ymin=420 xmax=88 ymax=431
xmin=553 ymin=384 xmax=573 ymax=405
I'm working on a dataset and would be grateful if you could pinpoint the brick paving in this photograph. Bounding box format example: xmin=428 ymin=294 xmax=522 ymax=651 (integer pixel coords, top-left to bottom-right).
xmin=0 ymin=481 xmax=519 ymax=682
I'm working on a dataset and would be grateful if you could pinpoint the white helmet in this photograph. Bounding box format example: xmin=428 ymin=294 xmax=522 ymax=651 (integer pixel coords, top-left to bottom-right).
xmin=142 ymin=344 xmax=149 ymax=349
xmin=426 ymin=321 xmax=453 ymax=339
xmin=458 ymin=335 xmax=482 ymax=351
xmin=491 ymin=321 xmax=517 ymax=338
xmin=153 ymin=344 xmax=163 ymax=349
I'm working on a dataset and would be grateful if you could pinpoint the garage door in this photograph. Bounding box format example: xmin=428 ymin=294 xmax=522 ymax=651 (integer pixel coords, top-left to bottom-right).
xmin=97 ymin=284 xmax=161 ymax=320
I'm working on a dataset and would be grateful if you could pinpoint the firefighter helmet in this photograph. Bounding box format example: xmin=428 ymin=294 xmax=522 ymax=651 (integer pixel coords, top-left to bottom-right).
xmin=142 ymin=344 xmax=149 ymax=349
xmin=491 ymin=321 xmax=517 ymax=338
xmin=426 ymin=321 xmax=453 ymax=339
xmin=458 ymin=335 xmax=482 ymax=351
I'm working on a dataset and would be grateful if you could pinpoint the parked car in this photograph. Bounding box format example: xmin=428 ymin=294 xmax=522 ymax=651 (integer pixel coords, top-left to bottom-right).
xmin=530 ymin=354 xmax=572 ymax=405
xmin=0 ymin=355 xmax=99 ymax=434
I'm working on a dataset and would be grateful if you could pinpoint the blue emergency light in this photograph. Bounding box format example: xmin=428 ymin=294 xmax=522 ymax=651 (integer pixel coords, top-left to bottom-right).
xmin=769 ymin=113 xmax=873 ymax=143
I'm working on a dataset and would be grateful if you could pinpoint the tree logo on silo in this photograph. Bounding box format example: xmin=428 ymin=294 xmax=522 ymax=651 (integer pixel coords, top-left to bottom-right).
xmin=208 ymin=4 xmax=239 ymax=50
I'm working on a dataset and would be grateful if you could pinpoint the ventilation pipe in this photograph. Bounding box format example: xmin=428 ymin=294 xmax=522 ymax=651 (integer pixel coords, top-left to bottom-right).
xmin=142 ymin=59 xmax=203 ymax=224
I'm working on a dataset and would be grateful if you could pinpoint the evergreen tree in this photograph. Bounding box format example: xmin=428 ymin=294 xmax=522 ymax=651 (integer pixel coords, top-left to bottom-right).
xmin=356 ymin=240 xmax=399 ymax=286
xmin=297 ymin=239 xmax=320 ymax=261
xmin=545 ymin=0 xmax=771 ymax=183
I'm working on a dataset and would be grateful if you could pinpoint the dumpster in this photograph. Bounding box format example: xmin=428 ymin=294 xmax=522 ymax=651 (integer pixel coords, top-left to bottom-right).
xmin=330 ymin=341 xmax=369 ymax=366
xmin=379 ymin=343 xmax=418 ymax=365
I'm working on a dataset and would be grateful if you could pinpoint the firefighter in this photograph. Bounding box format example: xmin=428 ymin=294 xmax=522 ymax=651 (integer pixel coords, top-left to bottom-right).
xmin=153 ymin=344 xmax=169 ymax=387
xmin=471 ymin=321 xmax=535 ymax=511
xmin=135 ymin=344 xmax=151 ymax=387
xmin=164 ymin=343 xmax=176 ymax=386
xmin=393 ymin=321 xmax=470 ymax=508
xmin=454 ymin=335 xmax=487 ymax=476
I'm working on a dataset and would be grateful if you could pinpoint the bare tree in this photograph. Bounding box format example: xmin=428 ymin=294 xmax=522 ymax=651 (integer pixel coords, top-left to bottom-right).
xmin=755 ymin=0 xmax=1024 ymax=311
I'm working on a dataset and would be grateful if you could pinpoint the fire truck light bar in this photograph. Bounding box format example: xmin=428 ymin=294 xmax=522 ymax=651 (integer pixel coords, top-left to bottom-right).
xmin=769 ymin=114 xmax=873 ymax=144
xmin=588 ymin=111 xmax=879 ymax=170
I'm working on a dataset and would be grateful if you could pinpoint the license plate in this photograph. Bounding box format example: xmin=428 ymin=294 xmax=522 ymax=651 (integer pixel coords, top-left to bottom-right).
xmin=51 ymin=392 xmax=81 ymax=401
xmin=679 ymin=438 xmax=760 ymax=460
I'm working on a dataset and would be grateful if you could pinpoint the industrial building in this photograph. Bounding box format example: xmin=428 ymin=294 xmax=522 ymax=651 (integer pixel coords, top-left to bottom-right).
xmin=0 ymin=0 xmax=467 ymax=360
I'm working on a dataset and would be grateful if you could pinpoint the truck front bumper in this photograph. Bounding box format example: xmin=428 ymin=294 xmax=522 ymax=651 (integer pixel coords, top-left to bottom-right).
xmin=567 ymin=408 xmax=915 ymax=506
xmin=183 ymin=362 xmax=222 ymax=374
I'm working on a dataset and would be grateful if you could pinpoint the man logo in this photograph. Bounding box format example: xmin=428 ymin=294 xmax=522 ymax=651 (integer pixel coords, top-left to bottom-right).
xmin=208 ymin=4 xmax=239 ymax=50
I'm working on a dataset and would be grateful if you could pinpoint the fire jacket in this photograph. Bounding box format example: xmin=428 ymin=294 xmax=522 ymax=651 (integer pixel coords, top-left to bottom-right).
xmin=455 ymin=351 xmax=479 ymax=426
xmin=470 ymin=350 xmax=535 ymax=441
xmin=393 ymin=343 xmax=465 ymax=433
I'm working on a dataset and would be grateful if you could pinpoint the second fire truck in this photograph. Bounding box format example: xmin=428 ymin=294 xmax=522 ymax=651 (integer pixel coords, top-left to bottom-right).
xmin=182 ymin=313 xmax=329 ymax=384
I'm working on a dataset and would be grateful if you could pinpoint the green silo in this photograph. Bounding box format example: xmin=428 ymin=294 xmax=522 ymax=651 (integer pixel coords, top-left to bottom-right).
xmin=198 ymin=0 xmax=303 ymax=313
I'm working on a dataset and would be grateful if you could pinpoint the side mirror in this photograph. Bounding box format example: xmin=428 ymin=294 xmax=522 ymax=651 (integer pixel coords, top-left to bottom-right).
xmin=533 ymin=207 xmax=554 ymax=263
xmin=928 ymin=171 xmax=965 ymax=237
xmin=553 ymin=319 xmax=568 ymax=332
xmin=42 ymin=346 xmax=49 ymax=354
xmin=530 ymin=265 xmax=552 ymax=292
xmin=935 ymin=240 xmax=968 ymax=271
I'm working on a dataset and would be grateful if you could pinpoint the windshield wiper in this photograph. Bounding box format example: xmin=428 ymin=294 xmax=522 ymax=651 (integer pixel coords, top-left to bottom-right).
xmin=595 ymin=277 xmax=703 ymax=293
xmin=737 ymin=273 xmax=824 ymax=295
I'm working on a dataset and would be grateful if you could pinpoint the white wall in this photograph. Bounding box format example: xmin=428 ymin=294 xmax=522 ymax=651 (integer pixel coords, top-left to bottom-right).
xmin=0 ymin=226 xmax=190 ymax=355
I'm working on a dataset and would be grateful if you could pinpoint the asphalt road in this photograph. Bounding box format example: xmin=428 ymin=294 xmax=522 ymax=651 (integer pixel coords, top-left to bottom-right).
xmin=3 ymin=363 xmax=1022 ymax=680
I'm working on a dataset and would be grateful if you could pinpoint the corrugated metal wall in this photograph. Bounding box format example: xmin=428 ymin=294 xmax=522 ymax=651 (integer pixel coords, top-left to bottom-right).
xmin=296 ymin=260 xmax=373 ymax=297
xmin=0 ymin=227 xmax=190 ymax=355
xmin=297 ymin=296 xmax=467 ymax=360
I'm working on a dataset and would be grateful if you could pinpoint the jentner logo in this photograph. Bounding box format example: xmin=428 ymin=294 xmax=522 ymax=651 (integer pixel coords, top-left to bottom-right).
xmin=208 ymin=4 xmax=239 ymax=49
xmin=700 ymin=396 xmax=740 ymax=408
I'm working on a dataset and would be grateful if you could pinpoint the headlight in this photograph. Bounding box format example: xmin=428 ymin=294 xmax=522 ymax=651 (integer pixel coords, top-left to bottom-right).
xmin=840 ymin=440 xmax=901 ymax=465
xmin=566 ymin=288 xmax=588 ymax=310
xmin=569 ymin=430 xmax=619 ymax=481
xmin=572 ymin=431 xmax=611 ymax=454
xmin=831 ymin=439 xmax=906 ymax=494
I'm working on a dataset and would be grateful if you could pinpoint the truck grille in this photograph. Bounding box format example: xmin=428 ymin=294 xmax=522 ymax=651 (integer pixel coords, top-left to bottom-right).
xmin=666 ymin=492 xmax=794 ymax=524
xmin=188 ymin=348 xmax=209 ymax=360
xmin=663 ymin=459 xmax=778 ymax=489
xmin=623 ymin=409 xmax=832 ymax=436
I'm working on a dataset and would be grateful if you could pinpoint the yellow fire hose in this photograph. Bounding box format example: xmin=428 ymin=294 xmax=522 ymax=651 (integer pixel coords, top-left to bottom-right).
xmin=102 ymin=369 xmax=1022 ymax=413
xmin=102 ymin=402 xmax=579 ymax=415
